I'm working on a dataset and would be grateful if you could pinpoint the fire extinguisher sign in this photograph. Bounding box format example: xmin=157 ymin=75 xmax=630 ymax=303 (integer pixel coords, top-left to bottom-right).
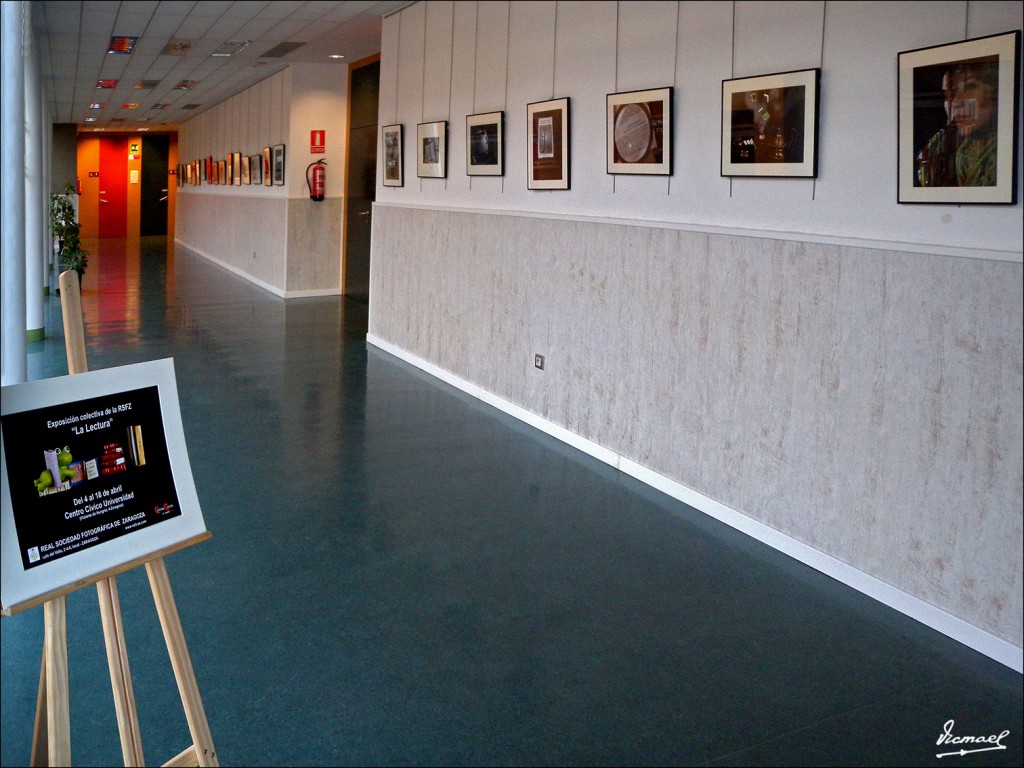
xmin=310 ymin=130 xmax=325 ymax=154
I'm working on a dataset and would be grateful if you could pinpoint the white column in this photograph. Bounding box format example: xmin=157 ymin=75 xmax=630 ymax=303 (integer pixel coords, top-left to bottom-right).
xmin=1 ymin=0 xmax=27 ymax=386
xmin=25 ymin=6 xmax=44 ymax=340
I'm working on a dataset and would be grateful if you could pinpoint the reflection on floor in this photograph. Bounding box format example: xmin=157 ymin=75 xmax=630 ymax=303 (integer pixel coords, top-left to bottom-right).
xmin=3 ymin=237 xmax=1022 ymax=767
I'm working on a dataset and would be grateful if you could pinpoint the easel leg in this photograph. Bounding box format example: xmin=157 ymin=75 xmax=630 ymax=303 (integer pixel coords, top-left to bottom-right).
xmin=30 ymin=648 xmax=48 ymax=767
xmin=43 ymin=597 xmax=71 ymax=766
xmin=97 ymin=576 xmax=145 ymax=766
xmin=146 ymin=558 xmax=218 ymax=767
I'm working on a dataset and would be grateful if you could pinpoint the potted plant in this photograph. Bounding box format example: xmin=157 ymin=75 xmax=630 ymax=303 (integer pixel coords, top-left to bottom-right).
xmin=49 ymin=182 xmax=88 ymax=285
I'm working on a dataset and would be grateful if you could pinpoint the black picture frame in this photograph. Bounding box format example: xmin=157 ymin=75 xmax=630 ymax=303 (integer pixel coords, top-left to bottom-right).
xmin=382 ymin=124 xmax=403 ymax=187
xmin=417 ymin=121 xmax=447 ymax=178
xmin=897 ymin=30 xmax=1021 ymax=204
xmin=527 ymin=97 xmax=570 ymax=190
xmin=466 ymin=111 xmax=504 ymax=176
xmin=607 ymin=87 xmax=672 ymax=175
xmin=721 ymin=68 xmax=820 ymax=178
xmin=272 ymin=144 xmax=285 ymax=186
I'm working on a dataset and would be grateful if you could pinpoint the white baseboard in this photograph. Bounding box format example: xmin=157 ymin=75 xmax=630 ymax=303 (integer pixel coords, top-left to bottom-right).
xmin=367 ymin=333 xmax=1023 ymax=675
xmin=174 ymin=239 xmax=286 ymax=297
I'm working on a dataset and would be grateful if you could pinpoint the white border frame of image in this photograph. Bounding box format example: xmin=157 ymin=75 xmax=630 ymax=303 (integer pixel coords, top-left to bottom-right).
xmin=526 ymin=97 xmax=571 ymax=190
xmin=897 ymin=30 xmax=1020 ymax=204
xmin=1 ymin=358 xmax=208 ymax=613
xmin=382 ymin=124 xmax=404 ymax=187
xmin=720 ymin=67 xmax=819 ymax=178
xmin=466 ymin=111 xmax=504 ymax=177
xmin=416 ymin=121 xmax=447 ymax=178
xmin=606 ymin=87 xmax=672 ymax=175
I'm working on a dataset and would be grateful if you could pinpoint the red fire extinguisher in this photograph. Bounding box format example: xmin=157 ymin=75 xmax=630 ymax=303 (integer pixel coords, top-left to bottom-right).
xmin=306 ymin=160 xmax=326 ymax=202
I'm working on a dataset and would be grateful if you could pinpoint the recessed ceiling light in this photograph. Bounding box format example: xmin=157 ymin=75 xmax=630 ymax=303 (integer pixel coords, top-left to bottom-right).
xmin=162 ymin=39 xmax=193 ymax=56
xmin=88 ymin=103 xmax=105 ymax=109
xmin=121 ymin=103 xmax=139 ymax=109
xmin=107 ymin=36 xmax=138 ymax=54
xmin=328 ymin=54 xmax=345 ymax=60
xmin=212 ymin=40 xmax=251 ymax=57
xmin=173 ymin=80 xmax=199 ymax=90
xmin=137 ymin=127 xmax=150 ymax=131
xmin=135 ymin=80 xmax=160 ymax=90
xmin=151 ymin=104 xmax=169 ymax=109
xmin=93 ymin=128 xmax=106 ymax=132
xmin=96 ymin=79 xmax=118 ymax=88
xmin=84 ymin=117 xmax=97 ymax=122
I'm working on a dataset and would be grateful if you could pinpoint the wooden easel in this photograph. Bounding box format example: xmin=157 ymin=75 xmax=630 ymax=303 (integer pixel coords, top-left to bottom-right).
xmin=22 ymin=270 xmax=218 ymax=767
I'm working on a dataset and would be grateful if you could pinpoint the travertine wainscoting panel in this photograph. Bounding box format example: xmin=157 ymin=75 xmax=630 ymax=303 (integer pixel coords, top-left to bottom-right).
xmin=286 ymin=198 xmax=342 ymax=294
xmin=369 ymin=205 xmax=1023 ymax=648
xmin=177 ymin=193 xmax=289 ymax=291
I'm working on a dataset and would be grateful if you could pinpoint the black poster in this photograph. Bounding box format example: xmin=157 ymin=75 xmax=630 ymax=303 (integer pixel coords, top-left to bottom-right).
xmin=1 ymin=385 xmax=181 ymax=569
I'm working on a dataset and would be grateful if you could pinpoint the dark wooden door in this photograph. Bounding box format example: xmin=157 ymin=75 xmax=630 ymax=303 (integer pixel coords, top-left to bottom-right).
xmin=141 ymin=135 xmax=169 ymax=236
xmin=344 ymin=58 xmax=380 ymax=302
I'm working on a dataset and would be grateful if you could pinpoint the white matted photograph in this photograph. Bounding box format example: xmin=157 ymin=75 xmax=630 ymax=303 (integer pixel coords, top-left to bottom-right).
xmin=466 ymin=111 xmax=504 ymax=176
xmin=417 ymin=121 xmax=447 ymax=178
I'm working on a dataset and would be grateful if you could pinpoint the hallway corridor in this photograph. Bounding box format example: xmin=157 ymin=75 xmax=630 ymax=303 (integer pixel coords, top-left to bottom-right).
xmin=2 ymin=237 xmax=1021 ymax=766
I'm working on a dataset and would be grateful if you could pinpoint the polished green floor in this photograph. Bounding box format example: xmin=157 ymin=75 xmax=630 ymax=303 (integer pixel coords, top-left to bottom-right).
xmin=2 ymin=237 xmax=1021 ymax=766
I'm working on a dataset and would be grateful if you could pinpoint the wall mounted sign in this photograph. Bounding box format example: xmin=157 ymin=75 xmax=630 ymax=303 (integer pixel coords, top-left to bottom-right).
xmin=1 ymin=359 xmax=208 ymax=613
xmin=310 ymin=130 xmax=325 ymax=154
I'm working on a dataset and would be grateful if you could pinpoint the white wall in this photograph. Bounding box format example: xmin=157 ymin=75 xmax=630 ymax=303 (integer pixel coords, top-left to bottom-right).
xmin=369 ymin=1 xmax=1024 ymax=669
xmin=377 ymin=0 xmax=1022 ymax=261
xmin=176 ymin=64 xmax=348 ymax=296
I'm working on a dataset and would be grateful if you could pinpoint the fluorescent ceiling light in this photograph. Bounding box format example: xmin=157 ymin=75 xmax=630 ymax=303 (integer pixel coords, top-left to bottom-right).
xmin=107 ymin=36 xmax=138 ymax=54
xmin=212 ymin=40 xmax=251 ymax=57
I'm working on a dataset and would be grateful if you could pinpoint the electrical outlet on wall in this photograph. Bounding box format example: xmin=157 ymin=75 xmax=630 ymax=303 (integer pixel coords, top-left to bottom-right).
xmin=534 ymin=354 xmax=545 ymax=370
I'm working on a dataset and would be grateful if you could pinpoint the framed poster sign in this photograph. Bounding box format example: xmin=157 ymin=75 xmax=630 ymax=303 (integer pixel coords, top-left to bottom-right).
xmin=417 ymin=121 xmax=447 ymax=178
xmin=527 ymin=97 xmax=570 ymax=189
xmin=1 ymin=359 xmax=208 ymax=613
xmin=898 ymin=30 xmax=1020 ymax=204
xmin=262 ymin=147 xmax=272 ymax=187
xmin=382 ymin=124 xmax=404 ymax=187
xmin=607 ymin=87 xmax=672 ymax=174
xmin=466 ymin=111 xmax=504 ymax=176
xmin=721 ymin=68 xmax=820 ymax=177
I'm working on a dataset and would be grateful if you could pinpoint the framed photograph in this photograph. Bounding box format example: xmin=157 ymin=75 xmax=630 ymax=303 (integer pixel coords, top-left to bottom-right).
xmin=527 ymin=97 xmax=570 ymax=189
xmin=417 ymin=121 xmax=447 ymax=178
xmin=382 ymin=124 xmax=403 ymax=187
xmin=241 ymin=155 xmax=251 ymax=185
xmin=898 ymin=30 xmax=1020 ymax=204
xmin=721 ymin=68 xmax=819 ymax=177
xmin=232 ymin=152 xmax=242 ymax=186
xmin=262 ymin=147 xmax=272 ymax=187
xmin=466 ymin=111 xmax=503 ymax=176
xmin=250 ymin=154 xmax=263 ymax=185
xmin=219 ymin=160 xmax=226 ymax=185
xmin=225 ymin=155 xmax=233 ymax=185
xmin=607 ymin=88 xmax=672 ymax=174
xmin=272 ymin=144 xmax=285 ymax=186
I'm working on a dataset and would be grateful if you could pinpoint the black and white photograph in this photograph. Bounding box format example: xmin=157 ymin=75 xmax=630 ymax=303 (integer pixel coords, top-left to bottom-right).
xmin=382 ymin=124 xmax=403 ymax=187
xmin=417 ymin=121 xmax=447 ymax=178
xmin=466 ymin=111 xmax=503 ymax=176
